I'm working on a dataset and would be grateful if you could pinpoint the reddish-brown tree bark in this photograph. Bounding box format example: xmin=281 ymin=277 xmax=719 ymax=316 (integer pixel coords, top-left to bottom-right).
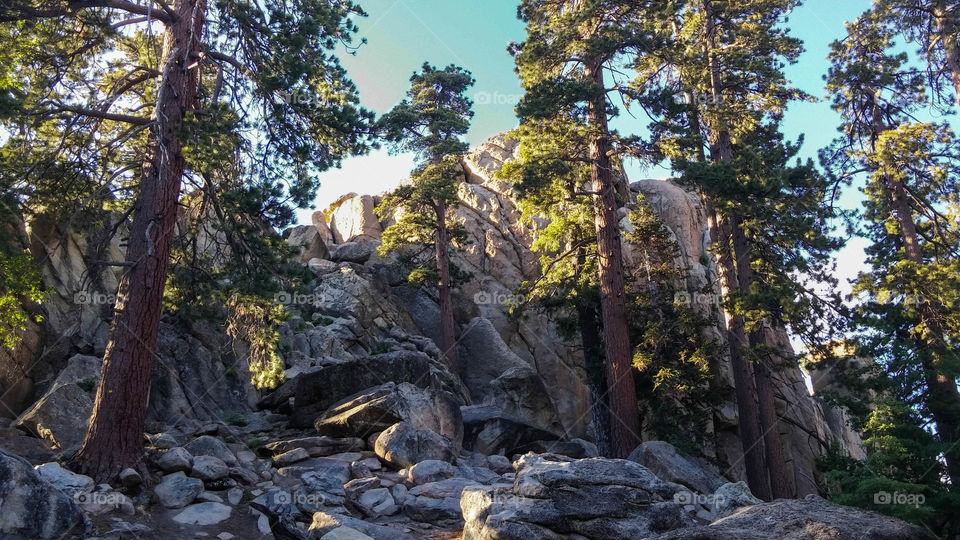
xmin=69 ymin=0 xmax=205 ymax=481
xmin=434 ymin=198 xmax=460 ymax=376
xmin=585 ymin=59 xmax=641 ymax=459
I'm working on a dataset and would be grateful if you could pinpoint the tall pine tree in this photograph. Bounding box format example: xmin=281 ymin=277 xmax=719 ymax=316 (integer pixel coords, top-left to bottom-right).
xmin=376 ymin=63 xmax=475 ymax=375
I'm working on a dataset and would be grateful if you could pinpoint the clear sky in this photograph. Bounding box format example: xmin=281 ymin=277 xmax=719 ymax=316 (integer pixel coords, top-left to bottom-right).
xmin=296 ymin=0 xmax=878 ymax=296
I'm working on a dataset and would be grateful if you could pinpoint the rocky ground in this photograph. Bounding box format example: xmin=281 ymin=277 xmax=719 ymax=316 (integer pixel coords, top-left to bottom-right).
xmin=0 ymin=405 xmax=933 ymax=540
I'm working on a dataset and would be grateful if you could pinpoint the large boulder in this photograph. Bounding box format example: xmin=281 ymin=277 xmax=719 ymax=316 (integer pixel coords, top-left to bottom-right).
xmin=329 ymin=194 xmax=382 ymax=244
xmin=15 ymin=354 xmax=101 ymax=452
xmin=374 ymin=422 xmax=456 ymax=468
xmin=33 ymin=462 xmax=94 ymax=497
xmin=628 ymin=441 xmax=727 ymax=495
xmin=461 ymin=405 xmax=560 ymax=456
xmin=330 ymin=242 xmax=373 ymax=264
xmin=649 ymin=495 xmax=933 ymax=540
xmin=461 ymin=454 xmax=689 ymax=539
xmin=458 ymin=318 xmax=564 ymax=434
xmin=309 ymin=510 xmax=414 ymax=540
xmin=314 ymin=382 xmax=462 ymax=445
xmin=154 ymin=472 xmax=204 ymax=509
xmin=291 ymin=351 xmax=455 ymax=428
xmin=285 ymin=224 xmax=330 ymax=262
xmin=0 ymin=450 xmax=83 ymax=539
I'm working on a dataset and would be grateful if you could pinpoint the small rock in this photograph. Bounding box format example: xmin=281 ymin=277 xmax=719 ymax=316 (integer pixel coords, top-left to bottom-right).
xmin=227 ymin=487 xmax=243 ymax=505
xmin=217 ymin=533 xmax=236 ymax=540
xmin=184 ymin=435 xmax=238 ymax=466
xmin=350 ymin=460 xmax=373 ymax=479
xmin=119 ymin=467 xmax=142 ymax=488
xmin=205 ymin=478 xmax=238 ymax=490
xmin=197 ymin=491 xmax=225 ymax=503
xmin=374 ymin=422 xmax=455 ymax=468
xmin=710 ymin=481 xmax=763 ymax=517
xmin=327 ymin=452 xmax=364 ymax=462
xmin=357 ymin=488 xmax=398 ymax=516
xmin=321 ymin=526 xmax=375 ymax=540
xmin=172 ymin=502 xmax=233 ymax=525
xmin=344 ymin=477 xmax=380 ymax=501
xmin=391 ymin=484 xmax=409 ymax=506
xmin=75 ymin=489 xmax=134 ymax=516
xmin=486 ymin=454 xmax=512 ymax=474
xmin=33 ymin=462 xmax=94 ymax=497
xmin=408 ymin=460 xmax=456 ymax=485
xmin=229 ymin=466 xmax=259 ymax=485
xmin=148 ymin=432 xmax=179 ymax=449
xmin=192 ymin=455 xmax=230 ymax=481
xmin=154 ymin=472 xmax=203 ymax=509
xmin=273 ymin=447 xmax=310 ymax=467
xmin=157 ymin=447 xmax=194 ymax=473
xmin=255 ymin=510 xmax=271 ymax=534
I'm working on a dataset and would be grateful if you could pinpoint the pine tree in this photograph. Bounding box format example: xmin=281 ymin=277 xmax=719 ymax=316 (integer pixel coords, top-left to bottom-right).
xmin=1 ymin=0 xmax=373 ymax=480
xmin=376 ymin=63 xmax=475 ymax=375
xmin=823 ymin=7 xmax=960 ymax=487
xmin=874 ymin=0 xmax=960 ymax=105
xmin=507 ymin=0 xmax=664 ymax=457
xmin=630 ymin=0 xmax=824 ymax=499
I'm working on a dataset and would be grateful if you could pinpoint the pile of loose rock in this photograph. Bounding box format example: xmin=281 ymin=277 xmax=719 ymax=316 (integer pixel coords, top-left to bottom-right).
xmin=0 ymin=411 xmax=934 ymax=540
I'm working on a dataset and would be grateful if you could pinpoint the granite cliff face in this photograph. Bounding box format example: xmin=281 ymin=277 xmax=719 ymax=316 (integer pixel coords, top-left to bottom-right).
xmin=315 ymin=133 xmax=862 ymax=496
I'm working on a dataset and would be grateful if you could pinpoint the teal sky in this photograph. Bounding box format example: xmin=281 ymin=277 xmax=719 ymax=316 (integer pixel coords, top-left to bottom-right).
xmin=298 ymin=0 xmax=887 ymax=297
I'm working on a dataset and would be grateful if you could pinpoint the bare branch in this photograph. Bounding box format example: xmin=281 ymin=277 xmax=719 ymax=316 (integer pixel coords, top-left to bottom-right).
xmin=0 ymin=0 xmax=173 ymax=23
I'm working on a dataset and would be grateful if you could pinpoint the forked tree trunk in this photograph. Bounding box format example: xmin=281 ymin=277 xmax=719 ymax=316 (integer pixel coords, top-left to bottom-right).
xmin=434 ymin=199 xmax=460 ymax=376
xmin=732 ymin=217 xmax=791 ymax=499
xmin=699 ymin=0 xmax=774 ymax=500
xmin=585 ymin=59 xmax=641 ymax=458
xmin=69 ymin=0 xmax=205 ymax=482
xmin=709 ymin=206 xmax=771 ymax=501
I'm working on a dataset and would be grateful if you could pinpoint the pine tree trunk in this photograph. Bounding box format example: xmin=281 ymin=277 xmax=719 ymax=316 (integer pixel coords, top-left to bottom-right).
xmin=434 ymin=199 xmax=460 ymax=376
xmin=732 ymin=218 xmax=791 ymax=499
xmin=585 ymin=59 xmax=641 ymax=458
xmin=887 ymin=171 xmax=960 ymax=486
xmin=710 ymin=206 xmax=772 ymax=501
xmin=933 ymin=1 xmax=960 ymax=105
xmin=701 ymin=0 xmax=773 ymax=500
xmin=68 ymin=0 xmax=204 ymax=482
xmin=864 ymin=96 xmax=960 ymax=485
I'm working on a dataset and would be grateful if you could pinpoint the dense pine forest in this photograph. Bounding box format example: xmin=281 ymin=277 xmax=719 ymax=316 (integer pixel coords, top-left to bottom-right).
xmin=0 ymin=0 xmax=958 ymax=539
